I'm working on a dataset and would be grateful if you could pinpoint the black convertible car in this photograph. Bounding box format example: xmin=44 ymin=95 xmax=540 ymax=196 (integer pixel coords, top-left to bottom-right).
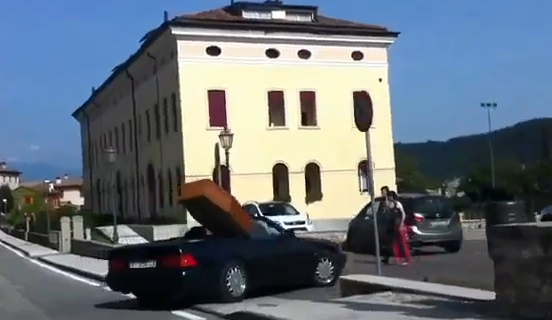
xmin=106 ymin=182 xmax=345 ymax=306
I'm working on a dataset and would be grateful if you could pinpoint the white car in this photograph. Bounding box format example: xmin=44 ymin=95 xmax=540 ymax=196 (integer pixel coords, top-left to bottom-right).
xmin=242 ymin=201 xmax=315 ymax=232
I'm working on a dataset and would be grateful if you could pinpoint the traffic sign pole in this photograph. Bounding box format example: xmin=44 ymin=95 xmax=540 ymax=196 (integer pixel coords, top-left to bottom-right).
xmin=365 ymin=130 xmax=382 ymax=275
xmin=353 ymin=90 xmax=381 ymax=276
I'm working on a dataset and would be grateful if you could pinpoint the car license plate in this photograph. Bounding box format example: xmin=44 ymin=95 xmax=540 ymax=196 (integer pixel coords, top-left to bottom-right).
xmin=430 ymin=221 xmax=449 ymax=228
xmin=129 ymin=260 xmax=156 ymax=269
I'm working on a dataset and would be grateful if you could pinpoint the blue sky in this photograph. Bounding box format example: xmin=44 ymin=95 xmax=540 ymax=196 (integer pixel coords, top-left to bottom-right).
xmin=1 ymin=0 xmax=551 ymax=167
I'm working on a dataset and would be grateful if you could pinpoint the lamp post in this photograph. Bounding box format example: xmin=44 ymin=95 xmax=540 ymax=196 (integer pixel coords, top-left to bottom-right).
xmin=44 ymin=179 xmax=51 ymax=233
xmin=105 ymin=146 xmax=118 ymax=244
xmin=218 ymin=126 xmax=234 ymax=193
xmin=480 ymin=102 xmax=497 ymax=188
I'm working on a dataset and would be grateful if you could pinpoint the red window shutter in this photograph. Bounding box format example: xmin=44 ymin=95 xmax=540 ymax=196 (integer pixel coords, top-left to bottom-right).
xmin=268 ymin=91 xmax=284 ymax=108
xmin=24 ymin=196 xmax=32 ymax=204
xmin=207 ymin=90 xmax=228 ymax=127
xmin=300 ymin=91 xmax=316 ymax=110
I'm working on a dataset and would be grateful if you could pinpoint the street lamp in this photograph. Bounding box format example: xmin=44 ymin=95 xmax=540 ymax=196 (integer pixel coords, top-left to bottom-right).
xmin=480 ymin=102 xmax=497 ymax=188
xmin=218 ymin=127 xmax=234 ymax=193
xmin=44 ymin=179 xmax=51 ymax=233
xmin=104 ymin=146 xmax=118 ymax=244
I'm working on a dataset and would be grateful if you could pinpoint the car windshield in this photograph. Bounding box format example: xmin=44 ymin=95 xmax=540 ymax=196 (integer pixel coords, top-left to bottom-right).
xmin=258 ymin=203 xmax=300 ymax=216
xmin=404 ymin=196 xmax=453 ymax=218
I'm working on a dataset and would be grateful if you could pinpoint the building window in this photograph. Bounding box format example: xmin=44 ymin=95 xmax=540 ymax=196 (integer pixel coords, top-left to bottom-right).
xmin=358 ymin=160 xmax=369 ymax=193
xmin=167 ymin=169 xmax=173 ymax=207
xmin=145 ymin=110 xmax=151 ymax=142
xmin=108 ymin=130 xmax=113 ymax=147
xmin=175 ymin=165 xmax=182 ymax=197
xmin=130 ymin=178 xmax=136 ymax=212
xmin=351 ymin=51 xmax=364 ymax=61
xmin=154 ymin=103 xmax=161 ymax=140
xmin=163 ymin=97 xmax=169 ymax=135
xmin=158 ymin=170 xmax=164 ymax=209
xmin=305 ymin=162 xmax=323 ymax=204
xmin=267 ymin=90 xmax=286 ymax=127
xmin=114 ymin=127 xmax=120 ymax=151
xmin=102 ymin=133 xmax=107 ymax=149
xmin=207 ymin=90 xmax=228 ymax=128
xmin=128 ymin=119 xmax=133 ymax=152
xmin=265 ymin=48 xmax=280 ymax=59
xmin=299 ymin=91 xmax=317 ymax=126
xmin=272 ymin=163 xmax=291 ymax=202
xmin=297 ymin=49 xmax=312 ymax=60
xmin=171 ymin=93 xmax=179 ymax=132
xmin=121 ymin=123 xmax=126 ymax=153
xmin=205 ymin=45 xmax=222 ymax=57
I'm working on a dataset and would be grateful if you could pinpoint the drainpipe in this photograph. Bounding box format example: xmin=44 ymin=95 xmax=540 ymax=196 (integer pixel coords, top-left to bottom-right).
xmin=125 ymin=69 xmax=142 ymax=223
xmin=146 ymin=51 xmax=165 ymax=214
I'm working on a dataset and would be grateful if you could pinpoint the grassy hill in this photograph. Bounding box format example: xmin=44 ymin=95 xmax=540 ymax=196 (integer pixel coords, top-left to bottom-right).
xmin=395 ymin=117 xmax=552 ymax=182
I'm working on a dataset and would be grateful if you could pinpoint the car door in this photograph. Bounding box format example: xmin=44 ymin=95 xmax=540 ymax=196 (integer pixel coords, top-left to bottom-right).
xmin=349 ymin=200 xmax=389 ymax=254
xmin=275 ymin=234 xmax=316 ymax=285
xmin=245 ymin=220 xmax=291 ymax=286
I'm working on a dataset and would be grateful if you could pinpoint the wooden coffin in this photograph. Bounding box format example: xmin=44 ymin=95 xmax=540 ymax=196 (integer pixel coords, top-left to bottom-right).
xmin=179 ymin=179 xmax=251 ymax=237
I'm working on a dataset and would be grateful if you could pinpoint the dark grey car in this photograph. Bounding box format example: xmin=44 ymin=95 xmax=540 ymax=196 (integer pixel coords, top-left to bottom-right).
xmin=345 ymin=193 xmax=463 ymax=255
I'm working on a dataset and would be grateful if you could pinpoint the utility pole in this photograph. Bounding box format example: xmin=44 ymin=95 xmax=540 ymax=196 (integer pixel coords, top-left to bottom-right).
xmin=480 ymin=102 xmax=497 ymax=188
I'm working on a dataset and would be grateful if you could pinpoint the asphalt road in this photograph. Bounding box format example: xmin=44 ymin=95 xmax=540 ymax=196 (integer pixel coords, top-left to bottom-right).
xmin=0 ymin=239 xmax=492 ymax=319
xmin=0 ymin=243 xmax=219 ymax=320
xmin=270 ymin=239 xmax=493 ymax=301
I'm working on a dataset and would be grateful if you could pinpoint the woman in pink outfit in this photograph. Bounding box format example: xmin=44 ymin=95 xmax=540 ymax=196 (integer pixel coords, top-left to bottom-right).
xmin=387 ymin=191 xmax=411 ymax=265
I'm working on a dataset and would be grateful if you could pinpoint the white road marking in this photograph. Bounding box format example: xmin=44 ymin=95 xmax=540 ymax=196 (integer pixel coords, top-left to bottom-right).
xmin=0 ymin=240 xmax=206 ymax=319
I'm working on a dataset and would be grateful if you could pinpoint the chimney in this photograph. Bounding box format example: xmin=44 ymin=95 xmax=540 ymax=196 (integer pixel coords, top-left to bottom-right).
xmin=55 ymin=177 xmax=62 ymax=184
xmin=91 ymin=86 xmax=96 ymax=94
xmin=64 ymin=173 xmax=69 ymax=180
xmin=163 ymin=11 xmax=169 ymax=22
xmin=0 ymin=162 xmax=5 ymax=169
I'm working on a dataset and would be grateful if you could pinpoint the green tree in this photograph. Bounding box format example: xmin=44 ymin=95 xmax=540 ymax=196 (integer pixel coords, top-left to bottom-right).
xmin=395 ymin=152 xmax=438 ymax=192
xmin=0 ymin=185 xmax=14 ymax=213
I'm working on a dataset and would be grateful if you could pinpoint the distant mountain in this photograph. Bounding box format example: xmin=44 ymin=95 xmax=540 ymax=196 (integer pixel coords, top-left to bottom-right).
xmin=15 ymin=162 xmax=81 ymax=181
xmin=395 ymin=118 xmax=552 ymax=182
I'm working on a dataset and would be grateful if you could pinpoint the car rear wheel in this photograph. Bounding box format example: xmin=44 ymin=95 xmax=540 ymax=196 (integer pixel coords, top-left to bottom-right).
xmin=313 ymin=253 xmax=338 ymax=287
xmin=443 ymin=240 xmax=462 ymax=253
xmin=218 ymin=261 xmax=248 ymax=303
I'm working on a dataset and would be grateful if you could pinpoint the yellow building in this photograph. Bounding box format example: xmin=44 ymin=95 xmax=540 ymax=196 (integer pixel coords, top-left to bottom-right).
xmin=72 ymin=1 xmax=399 ymax=229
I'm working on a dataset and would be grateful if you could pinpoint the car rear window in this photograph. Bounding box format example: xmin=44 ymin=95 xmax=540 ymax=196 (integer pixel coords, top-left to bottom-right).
xmin=401 ymin=196 xmax=453 ymax=219
xmin=258 ymin=203 xmax=300 ymax=216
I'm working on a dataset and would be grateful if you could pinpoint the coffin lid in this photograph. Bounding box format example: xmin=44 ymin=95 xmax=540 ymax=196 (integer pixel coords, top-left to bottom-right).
xmin=179 ymin=179 xmax=251 ymax=237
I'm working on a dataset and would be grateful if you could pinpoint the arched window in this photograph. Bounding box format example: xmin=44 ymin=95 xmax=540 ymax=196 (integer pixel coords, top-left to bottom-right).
xmin=116 ymin=171 xmax=123 ymax=215
xmin=158 ymin=170 xmax=165 ymax=209
xmin=130 ymin=178 xmax=136 ymax=212
xmin=305 ymin=162 xmax=322 ymax=204
xmin=175 ymin=165 xmax=182 ymax=197
xmin=358 ymin=160 xmax=369 ymax=193
xmin=167 ymin=169 xmax=173 ymax=207
xmin=122 ymin=178 xmax=128 ymax=217
xmin=272 ymin=163 xmax=291 ymax=202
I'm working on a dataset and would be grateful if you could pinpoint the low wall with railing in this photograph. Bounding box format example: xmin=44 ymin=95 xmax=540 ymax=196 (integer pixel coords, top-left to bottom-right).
xmin=0 ymin=227 xmax=60 ymax=250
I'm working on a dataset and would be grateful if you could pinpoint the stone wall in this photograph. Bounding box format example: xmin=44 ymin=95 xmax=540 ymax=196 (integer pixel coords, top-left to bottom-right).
xmin=487 ymin=221 xmax=552 ymax=318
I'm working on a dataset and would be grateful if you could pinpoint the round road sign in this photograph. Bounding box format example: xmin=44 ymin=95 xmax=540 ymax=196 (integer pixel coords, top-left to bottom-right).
xmin=353 ymin=91 xmax=373 ymax=132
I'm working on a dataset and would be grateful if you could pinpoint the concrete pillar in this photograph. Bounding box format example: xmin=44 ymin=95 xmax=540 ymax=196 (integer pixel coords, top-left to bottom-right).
xmin=59 ymin=217 xmax=71 ymax=253
xmin=72 ymin=215 xmax=84 ymax=240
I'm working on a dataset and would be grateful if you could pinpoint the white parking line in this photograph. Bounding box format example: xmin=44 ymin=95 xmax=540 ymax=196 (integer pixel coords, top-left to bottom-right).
xmin=0 ymin=241 xmax=205 ymax=320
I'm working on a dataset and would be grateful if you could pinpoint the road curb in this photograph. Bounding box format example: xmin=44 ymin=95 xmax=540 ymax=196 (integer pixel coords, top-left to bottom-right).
xmin=339 ymin=275 xmax=494 ymax=302
xmin=0 ymin=237 xmax=32 ymax=257
xmin=36 ymin=257 xmax=106 ymax=283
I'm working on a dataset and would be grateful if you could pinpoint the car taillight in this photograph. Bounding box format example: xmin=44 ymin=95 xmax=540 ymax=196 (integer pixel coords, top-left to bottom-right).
xmin=414 ymin=213 xmax=424 ymax=223
xmin=161 ymin=253 xmax=197 ymax=268
xmin=109 ymin=259 xmax=125 ymax=272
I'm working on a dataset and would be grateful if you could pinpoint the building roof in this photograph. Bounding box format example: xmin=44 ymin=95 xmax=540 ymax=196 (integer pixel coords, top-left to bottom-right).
xmin=0 ymin=161 xmax=21 ymax=176
xmin=18 ymin=176 xmax=82 ymax=193
xmin=72 ymin=1 xmax=399 ymax=119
